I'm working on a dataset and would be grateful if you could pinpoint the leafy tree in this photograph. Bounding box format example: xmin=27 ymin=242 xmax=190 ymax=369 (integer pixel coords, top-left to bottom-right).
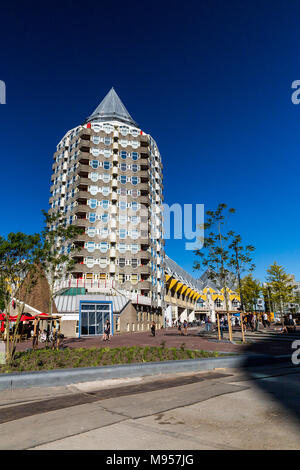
xmin=39 ymin=210 xmax=83 ymax=315
xmin=239 ymin=274 xmax=262 ymax=312
xmin=194 ymin=203 xmax=236 ymax=340
xmin=0 ymin=232 xmax=41 ymax=360
xmin=228 ymin=234 xmax=255 ymax=311
xmin=265 ymin=262 xmax=294 ymax=325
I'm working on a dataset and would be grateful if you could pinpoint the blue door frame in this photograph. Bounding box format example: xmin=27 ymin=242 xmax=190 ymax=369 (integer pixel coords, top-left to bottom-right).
xmin=79 ymin=300 xmax=114 ymax=337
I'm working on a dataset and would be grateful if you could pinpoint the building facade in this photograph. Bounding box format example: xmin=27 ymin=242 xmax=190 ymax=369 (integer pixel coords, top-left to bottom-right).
xmin=164 ymin=256 xmax=241 ymax=325
xmin=49 ymin=88 xmax=165 ymax=336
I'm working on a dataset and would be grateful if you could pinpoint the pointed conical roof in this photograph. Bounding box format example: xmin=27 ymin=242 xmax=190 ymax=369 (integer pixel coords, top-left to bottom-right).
xmin=85 ymin=87 xmax=138 ymax=127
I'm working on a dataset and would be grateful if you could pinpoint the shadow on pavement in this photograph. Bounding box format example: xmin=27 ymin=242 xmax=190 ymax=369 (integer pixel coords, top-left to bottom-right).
xmin=242 ymin=330 xmax=300 ymax=423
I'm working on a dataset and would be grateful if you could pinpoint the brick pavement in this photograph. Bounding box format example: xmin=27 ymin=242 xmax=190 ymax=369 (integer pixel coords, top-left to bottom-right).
xmin=15 ymin=326 xmax=295 ymax=356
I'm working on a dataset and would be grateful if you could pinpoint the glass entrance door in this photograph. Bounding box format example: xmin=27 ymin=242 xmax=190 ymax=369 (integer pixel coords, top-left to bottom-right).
xmin=80 ymin=302 xmax=112 ymax=336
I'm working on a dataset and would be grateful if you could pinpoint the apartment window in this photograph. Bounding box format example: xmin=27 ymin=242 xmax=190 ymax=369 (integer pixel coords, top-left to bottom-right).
xmin=86 ymin=242 xmax=95 ymax=252
xmin=118 ymin=243 xmax=126 ymax=253
xmin=120 ymin=151 xmax=127 ymax=160
xmin=119 ymin=215 xmax=127 ymax=225
xmin=131 ymin=274 xmax=138 ymax=284
xmin=119 ymin=229 xmax=126 ymax=239
xmin=131 ymin=244 xmax=139 ymax=254
xmin=103 ymin=124 xmax=113 ymax=133
xmin=91 ymin=160 xmax=99 ymax=169
xmin=131 ymin=152 xmax=139 ymax=161
xmin=103 ymin=149 xmax=111 ymax=158
xmin=87 ymin=227 xmax=96 ymax=237
xmin=86 ymin=257 xmax=94 ymax=268
xmin=119 ymin=187 xmax=127 ymax=196
xmin=120 ymin=163 xmax=127 ymax=172
xmin=131 ymin=230 xmax=139 ymax=239
xmin=131 ymin=189 xmax=138 ymax=198
xmin=99 ymin=258 xmax=108 ymax=268
xmin=100 ymin=242 xmax=109 ymax=253
xmin=131 ymin=164 xmax=138 ymax=173
xmin=131 ymin=259 xmax=138 ymax=268
xmin=91 ymin=148 xmax=100 ymax=156
xmin=90 ymin=173 xmax=98 ymax=182
xmin=131 ymin=216 xmax=139 ymax=225
xmin=131 ymin=202 xmax=138 ymax=211
xmin=118 ymin=258 xmax=126 ymax=268
xmin=101 ymin=213 xmax=109 ymax=224
xmin=102 ymin=174 xmax=110 ymax=183
xmin=119 ymin=126 xmax=129 ymax=136
xmin=100 ymin=227 xmax=109 ymax=237
xmin=119 ymin=274 xmax=126 ymax=284
xmin=131 ymin=176 xmax=138 ymax=185
xmin=120 ymin=175 xmax=127 ymax=184
xmin=92 ymin=136 xmax=100 ymax=144
xmin=103 ymin=161 xmax=111 ymax=170
xmin=88 ymin=199 xmax=97 ymax=209
xmin=89 ymin=186 xmax=98 ymax=196
xmin=119 ymin=201 xmax=127 ymax=211
xmin=215 ymin=299 xmax=222 ymax=308
xmin=104 ymin=137 xmax=112 ymax=146
xmin=102 ymin=187 xmax=110 ymax=196
xmin=101 ymin=200 xmax=109 ymax=209
xmin=89 ymin=213 xmax=96 ymax=223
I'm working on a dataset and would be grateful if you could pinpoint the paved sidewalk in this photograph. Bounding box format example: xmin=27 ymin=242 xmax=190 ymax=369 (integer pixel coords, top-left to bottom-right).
xmin=0 ymin=364 xmax=299 ymax=450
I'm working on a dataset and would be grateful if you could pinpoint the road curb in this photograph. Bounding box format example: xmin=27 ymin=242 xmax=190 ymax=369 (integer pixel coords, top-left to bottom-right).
xmin=0 ymin=353 xmax=290 ymax=391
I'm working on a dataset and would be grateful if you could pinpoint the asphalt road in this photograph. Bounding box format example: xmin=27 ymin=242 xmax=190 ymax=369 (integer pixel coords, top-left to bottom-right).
xmin=0 ymin=361 xmax=299 ymax=450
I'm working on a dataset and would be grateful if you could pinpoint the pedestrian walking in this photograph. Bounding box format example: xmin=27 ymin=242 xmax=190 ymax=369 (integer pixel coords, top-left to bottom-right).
xmin=220 ymin=316 xmax=224 ymax=338
xmin=183 ymin=319 xmax=188 ymax=336
xmin=103 ymin=320 xmax=111 ymax=341
xmin=151 ymin=321 xmax=156 ymax=337
xmin=262 ymin=313 xmax=268 ymax=328
xmin=248 ymin=313 xmax=254 ymax=332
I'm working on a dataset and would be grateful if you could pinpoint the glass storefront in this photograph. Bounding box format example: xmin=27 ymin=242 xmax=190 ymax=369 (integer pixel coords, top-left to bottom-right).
xmin=80 ymin=302 xmax=112 ymax=336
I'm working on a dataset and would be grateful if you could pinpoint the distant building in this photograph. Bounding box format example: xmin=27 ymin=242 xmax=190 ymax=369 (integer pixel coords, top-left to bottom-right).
xmin=164 ymin=256 xmax=241 ymax=324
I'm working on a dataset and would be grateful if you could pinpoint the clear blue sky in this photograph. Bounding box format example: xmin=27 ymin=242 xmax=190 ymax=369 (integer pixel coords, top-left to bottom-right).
xmin=1 ymin=0 xmax=300 ymax=282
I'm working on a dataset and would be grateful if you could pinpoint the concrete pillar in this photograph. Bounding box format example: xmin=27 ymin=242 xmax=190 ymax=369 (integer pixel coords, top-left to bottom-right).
xmin=164 ymin=305 xmax=172 ymax=327
xmin=188 ymin=310 xmax=195 ymax=322
xmin=179 ymin=308 xmax=188 ymax=322
xmin=210 ymin=309 xmax=216 ymax=323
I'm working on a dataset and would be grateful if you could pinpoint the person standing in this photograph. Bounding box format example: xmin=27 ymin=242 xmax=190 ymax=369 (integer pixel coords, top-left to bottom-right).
xmin=220 ymin=316 xmax=224 ymax=339
xmin=183 ymin=319 xmax=188 ymax=336
xmin=103 ymin=320 xmax=111 ymax=341
xmin=151 ymin=321 xmax=156 ymax=337
xmin=205 ymin=316 xmax=211 ymax=332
